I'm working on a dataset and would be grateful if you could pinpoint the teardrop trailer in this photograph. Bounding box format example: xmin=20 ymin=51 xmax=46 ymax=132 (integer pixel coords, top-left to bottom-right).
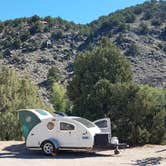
xmin=18 ymin=109 xmax=127 ymax=155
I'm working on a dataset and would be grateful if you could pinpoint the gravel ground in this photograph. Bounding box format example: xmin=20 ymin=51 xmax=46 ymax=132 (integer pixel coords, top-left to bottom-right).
xmin=0 ymin=141 xmax=166 ymax=166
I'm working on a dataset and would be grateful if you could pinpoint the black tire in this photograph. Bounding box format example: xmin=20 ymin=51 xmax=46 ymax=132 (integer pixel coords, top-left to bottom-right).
xmin=41 ymin=141 xmax=56 ymax=155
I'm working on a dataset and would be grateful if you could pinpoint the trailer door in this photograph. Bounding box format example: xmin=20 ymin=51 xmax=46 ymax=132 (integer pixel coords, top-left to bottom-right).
xmin=93 ymin=118 xmax=111 ymax=143
xmin=58 ymin=121 xmax=78 ymax=147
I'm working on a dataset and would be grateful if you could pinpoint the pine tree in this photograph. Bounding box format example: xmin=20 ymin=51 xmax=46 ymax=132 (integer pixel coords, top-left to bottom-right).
xmin=68 ymin=38 xmax=133 ymax=118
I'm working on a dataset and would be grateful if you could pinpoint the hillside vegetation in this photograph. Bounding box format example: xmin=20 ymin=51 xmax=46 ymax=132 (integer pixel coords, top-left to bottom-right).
xmin=0 ymin=66 xmax=52 ymax=140
xmin=68 ymin=39 xmax=166 ymax=145
xmin=84 ymin=0 xmax=166 ymax=87
xmin=0 ymin=1 xmax=165 ymax=100
xmin=0 ymin=0 xmax=166 ymax=144
xmin=0 ymin=15 xmax=89 ymax=101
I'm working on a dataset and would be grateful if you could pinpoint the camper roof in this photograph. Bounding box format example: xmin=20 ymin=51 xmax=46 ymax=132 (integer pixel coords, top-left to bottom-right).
xmin=19 ymin=109 xmax=53 ymax=121
xmin=63 ymin=116 xmax=96 ymax=128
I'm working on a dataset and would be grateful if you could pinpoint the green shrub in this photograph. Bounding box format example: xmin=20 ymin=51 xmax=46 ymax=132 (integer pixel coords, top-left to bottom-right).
xmin=0 ymin=52 xmax=3 ymax=59
xmin=29 ymin=15 xmax=40 ymax=23
xmin=160 ymin=27 xmax=166 ymax=41
xmin=50 ymin=82 xmax=67 ymax=112
xmin=143 ymin=11 xmax=153 ymax=20
xmin=0 ymin=23 xmax=4 ymax=33
xmin=0 ymin=67 xmax=52 ymax=140
xmin=47 ymin=66 xmax=61 ymax=88
xmin=151 ymin=19 xmax=161 ymax=26
xmin=126 ymin=13 xmax=136 ymax=23
xmin=134 ymin=6 xmax=143 ymax=15
xmin=29 ymin=21 xmax=42 ymax=35
xmin=116 ymin=33 xmax=126 ymax=44
xmin=139 ymin=23 xmax=150 ymax=35
xmin=118 ymin=23 xmax=129 ymax=32
xmin=20 ymin=31 xmax=31 ymax=42
xmin=126 ymin=43 xmax=139 ymax=56
xmin=51 ymin=30 xmax=64 ymax=40
xmin=13 ymin=38 xmax=21 ymax=49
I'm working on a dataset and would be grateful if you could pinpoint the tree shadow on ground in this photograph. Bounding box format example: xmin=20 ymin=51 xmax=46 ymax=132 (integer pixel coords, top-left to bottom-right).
xmin=0 ymin=143 xmax=113 ymax=159
xmin=132 ymin=157 xmax=165 ymax=166
xmin=156 ymin=148 xmax=166 ymax=153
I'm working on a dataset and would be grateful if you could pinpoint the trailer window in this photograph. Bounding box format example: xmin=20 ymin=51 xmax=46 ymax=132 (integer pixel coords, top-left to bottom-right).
xmin=35 ymin=109 xmax=48 ymax=116
xmin=60 ymin=122 xmax=75 ymax=130
xmin=95 ymin=120 xmax=107 ymax=128
xmin=73 ymin=118 xmax=95 ymax=128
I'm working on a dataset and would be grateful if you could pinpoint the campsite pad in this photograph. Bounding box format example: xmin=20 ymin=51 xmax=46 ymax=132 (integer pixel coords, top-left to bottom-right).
xmin=1 ymin=141 xmax=166 ymax=166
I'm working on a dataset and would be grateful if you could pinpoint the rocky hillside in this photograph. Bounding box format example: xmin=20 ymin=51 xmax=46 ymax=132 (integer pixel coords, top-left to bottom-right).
xmin=82 ymin=0 xmax=166 ymax=87
xmin=0 ymin=16 xmax=89 ymax=101
xmin=0 ymin=1 xmax=165 ymax=101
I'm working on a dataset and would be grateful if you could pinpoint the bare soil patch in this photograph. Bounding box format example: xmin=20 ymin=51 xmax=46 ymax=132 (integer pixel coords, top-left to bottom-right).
xmin=0 ymin=141 xmax=166 ymax=166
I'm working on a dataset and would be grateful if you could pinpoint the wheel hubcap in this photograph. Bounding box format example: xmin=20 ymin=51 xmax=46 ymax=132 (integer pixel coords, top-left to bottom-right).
xmin=43 ymin=143 xmax=54 ymax=154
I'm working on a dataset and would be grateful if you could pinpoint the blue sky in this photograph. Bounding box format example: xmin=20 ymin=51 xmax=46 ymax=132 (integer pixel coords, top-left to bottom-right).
xmin=0 ymin=0 xmax=146 ymax=24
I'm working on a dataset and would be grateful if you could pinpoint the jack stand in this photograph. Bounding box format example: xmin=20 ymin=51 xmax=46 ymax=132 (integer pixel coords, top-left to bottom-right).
xmin=114 ymin=145 xmax=120 ymax=155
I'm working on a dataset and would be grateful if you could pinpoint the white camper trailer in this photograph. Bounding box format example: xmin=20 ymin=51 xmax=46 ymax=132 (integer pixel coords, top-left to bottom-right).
xmin=19 ymin=109 xmax=121 ymax=155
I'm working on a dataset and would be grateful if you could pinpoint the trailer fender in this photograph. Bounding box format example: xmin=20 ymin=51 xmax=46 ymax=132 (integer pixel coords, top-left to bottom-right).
xmin=41 ymin=138 xmax=60 ymax=149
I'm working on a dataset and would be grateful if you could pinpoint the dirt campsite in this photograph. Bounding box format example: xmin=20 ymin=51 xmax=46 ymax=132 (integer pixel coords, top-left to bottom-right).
xmin=1 ymin=141 xmax=166 ymax=166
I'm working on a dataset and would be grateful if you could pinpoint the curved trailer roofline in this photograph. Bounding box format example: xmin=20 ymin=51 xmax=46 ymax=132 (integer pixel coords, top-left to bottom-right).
xmin=18 ymin=109 xmax=53 ymax=121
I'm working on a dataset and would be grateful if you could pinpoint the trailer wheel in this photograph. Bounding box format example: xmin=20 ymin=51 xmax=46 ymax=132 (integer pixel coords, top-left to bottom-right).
xmin=41 ymin=141 xmax=57 ymax=155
